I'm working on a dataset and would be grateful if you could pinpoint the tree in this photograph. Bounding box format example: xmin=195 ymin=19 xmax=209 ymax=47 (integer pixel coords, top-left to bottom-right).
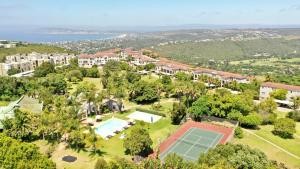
xmin=94 ymin=158 xmax=108 ymax=169
xmin=239 ymin=113 xmax=262 ymax=128
xmin=273 ymin=118 xmax=296 ymax=138
xmin=7 ymin=68 xmax=21 ymax=75
xmin=123 ymin=127 xmax=153 ymax=156
xmin=86 ymin=126 xmax=98 ymax=153
xmin=67 ymin=129 xmax=86 ymax=150
xmin=188 ymin=95 xmax=211 ymax=121
xmin=234 ymin=127 xmax=244 ymax=139
xmin=66 ymin=70 xmax=83 ymax=82
xmin=38 ymin=73 xmax=67 ymax=94
xmin=270 ymin=89 xmax=288 ymax=100
xmin=144 ymin=63 xmax=156 ymax=71
xmin=291 ymin=96 xmax=300 ymax=111
xmin=34 ymin=62 xmax=56 ymax=77
xmin=69 ymin=58 xmax=79 ymax=68
xmin=170 ymin=102 xmax=187 ymax=124
xmin=126 ymin=72 xmax=141 ymax=84
xmin=129 ymin=80 xmax=159 ymax=104
xmin=160 ymin=75 xmax=172 ymax=85
xmin=2 ymin=109 xmax=38 ymax=141
xmin=174 ymin=72 xmax=191 ymax=81
xmin=87 ymin=65 xmax=100 ymax=78
xmin=199 ymin=143 xmax=276 ymax=169
xmin=258 ymin=97 xmax=277 ymax=124
xmin=0 ymin=134 xmax=56 ymax=169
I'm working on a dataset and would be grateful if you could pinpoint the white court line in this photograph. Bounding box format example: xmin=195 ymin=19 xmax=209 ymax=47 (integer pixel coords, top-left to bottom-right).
xmin=160 ymin=128 xmax=195 ymax=159
xmin=183 ymin=135 xmax=203 ymax=157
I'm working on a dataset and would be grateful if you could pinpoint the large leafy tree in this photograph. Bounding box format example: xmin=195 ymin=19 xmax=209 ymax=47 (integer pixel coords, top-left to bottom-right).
xmin=2 ymin=109 xmax=38 ymax=141
xmin=129 ymin=80 xmax=159 ymax=104
xmin=188 ymin=95 xmax=211 ymax=121
xmin=0 ymin=134 xmax=56 ymax=169
xmin=273 ymin=118 xmax=296 ymax=138
xmin=170 ymin=102 xmax=187 ymax=124
xmin=123 ymin=127 xmax=153 ymax=156
xmin=34 ymin=62 xmax=56 ymax=77
xmin=199 ymin=143 xmax=276 ymax=169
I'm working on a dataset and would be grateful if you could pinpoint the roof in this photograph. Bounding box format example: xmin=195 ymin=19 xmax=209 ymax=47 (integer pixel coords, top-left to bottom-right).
xmin=79 ymin=49 xmax=119 ymax=59
xmin=132 ymin=54 xmax=157 ymax=62
xmin=156 ymin=58 xmax=191 ymax=71
xmin=193 ymin=68 xmax=247 ymax=80
xmin=261 ymin=82 xmax=300 ymax=91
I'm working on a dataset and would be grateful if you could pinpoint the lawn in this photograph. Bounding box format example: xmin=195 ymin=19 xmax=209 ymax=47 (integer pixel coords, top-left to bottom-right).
xmin=0 ymin=101 xmax=9 ymax=106
xmin=254 ymin=125 xmax=300 ymax=157
xmin=68 ymin=77 xmax=103 ymax=94
xmin=233 ymin=130 xmax=300 ymax=169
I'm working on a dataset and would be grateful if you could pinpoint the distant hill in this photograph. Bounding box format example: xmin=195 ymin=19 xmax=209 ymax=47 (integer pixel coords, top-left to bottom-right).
xmin=152 ymin=38 xmax=300 ymax=65
xmin=0 ymin=44 xmax=77 ymax=62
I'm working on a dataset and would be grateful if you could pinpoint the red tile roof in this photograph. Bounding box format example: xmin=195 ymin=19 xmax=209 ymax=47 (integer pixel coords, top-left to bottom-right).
xmin=193 ymin=68 xmax=247 ymax=80
xmin=79 ymin=49 xmax=119 ymax=59
xmin=262 ymin=82 xmax=300 ymax=91
xmin=132 ymin=54 xmax=157 ymax=62
xmin=156 ymin=58 xmax=191 ymax=71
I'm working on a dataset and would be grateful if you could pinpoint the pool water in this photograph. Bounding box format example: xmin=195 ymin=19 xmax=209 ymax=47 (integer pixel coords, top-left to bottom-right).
xmin=95 ymin=118 xmax=128 ymax=138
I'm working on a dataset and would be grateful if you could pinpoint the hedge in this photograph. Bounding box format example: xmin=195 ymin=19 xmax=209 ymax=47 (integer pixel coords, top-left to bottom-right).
xmin=135 ymin=108 xmax=166 ymax=117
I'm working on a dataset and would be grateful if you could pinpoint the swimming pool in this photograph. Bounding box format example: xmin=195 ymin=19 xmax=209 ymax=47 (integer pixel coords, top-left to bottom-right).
xmin=95 ymin=118 xmax=129 ymax=139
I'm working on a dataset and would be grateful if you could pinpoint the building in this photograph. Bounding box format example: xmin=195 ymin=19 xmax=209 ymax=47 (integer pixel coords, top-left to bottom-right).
xmin=129 ymin=52 xmax=157 ymax=66
xmin=78 ymin=49 xmax=121 ymax=68
xmin=0 ymin=52 xmax=77 ymax=76
xmin=193 ymin=68 xmax=249 ymax=84
xmin=260 ymin=82 xmax=300 ymax=105
xmin=155 ymin=58 xmax=191 ymax=75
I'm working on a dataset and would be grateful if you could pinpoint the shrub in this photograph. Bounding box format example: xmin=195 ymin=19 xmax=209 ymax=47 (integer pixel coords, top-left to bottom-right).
xmin=270 ymin=89 xmax=288 ymax=100
xmin=94 ymin=158 xmax=108 ymax=169
xmin=234 ymin=127 xmax=244 ymax=139
xmin=239 ymin=113 xmax=262 ymax=128
xmin=136 ymin=108 xmax=166 ymax=117
xmin=273 ymin=118 xmax=296 ymax=138
xmin=287 ymin=111 xmax=300 ymax=122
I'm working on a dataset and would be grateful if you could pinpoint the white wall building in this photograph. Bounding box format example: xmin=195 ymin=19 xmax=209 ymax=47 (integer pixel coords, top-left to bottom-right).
xmin=260 ymin=82 xmax=300 ymax=105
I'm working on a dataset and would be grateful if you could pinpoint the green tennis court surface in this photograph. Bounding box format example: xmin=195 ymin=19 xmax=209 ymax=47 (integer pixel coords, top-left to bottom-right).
xmin=160 ymin=127 xmax=223 ymax=161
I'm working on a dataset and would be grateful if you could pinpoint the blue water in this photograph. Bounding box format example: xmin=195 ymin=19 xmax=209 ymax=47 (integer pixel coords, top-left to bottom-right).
xmin=0 ymin=32 xmax=119 ymax=43
xmin=95 ymin=118 xmax=127 ymax=136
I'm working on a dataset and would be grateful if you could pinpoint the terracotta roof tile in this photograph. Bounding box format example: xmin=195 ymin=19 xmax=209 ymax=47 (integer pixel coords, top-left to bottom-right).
xmin=262 ymin=82 xmax=300 ymax=91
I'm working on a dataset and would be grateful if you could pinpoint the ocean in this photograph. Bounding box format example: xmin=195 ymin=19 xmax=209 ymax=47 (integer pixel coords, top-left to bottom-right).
xmin=0 ymin=32 xmax=119 ymax=43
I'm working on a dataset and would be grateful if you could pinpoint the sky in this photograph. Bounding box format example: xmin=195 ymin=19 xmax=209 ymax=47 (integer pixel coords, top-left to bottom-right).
xmin=1 ymin=0 xmax=300 ymax=29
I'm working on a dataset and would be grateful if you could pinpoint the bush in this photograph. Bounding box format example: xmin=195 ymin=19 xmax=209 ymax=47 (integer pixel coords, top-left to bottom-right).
xmin=234 ymin=127 xmax=244 ymax=139
xmin=273 ymin=118 xmax=296 ymax=138
xmin=239 ymin=113 xmax=263 ymax=128
xmin=270 ymin=89 xmax=288 ymax=100
xmin=94 ymin=158 xmax=108 ymax=169
xmin=287 ymin=111 xmax=300 ymax=122
xmin=136 ymin=108 xmax=166 ymax=117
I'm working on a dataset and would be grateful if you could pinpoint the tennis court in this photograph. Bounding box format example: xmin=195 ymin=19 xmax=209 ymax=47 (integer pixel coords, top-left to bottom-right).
xmin=159 ymin=127 xmax=223 ymax=161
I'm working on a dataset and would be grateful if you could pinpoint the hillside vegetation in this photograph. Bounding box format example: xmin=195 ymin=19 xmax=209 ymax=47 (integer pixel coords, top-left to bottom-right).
xmin=0 ymin=44 xmax=77 ymax=62
xmin=153 ymin=38 xmax=300 ymax=65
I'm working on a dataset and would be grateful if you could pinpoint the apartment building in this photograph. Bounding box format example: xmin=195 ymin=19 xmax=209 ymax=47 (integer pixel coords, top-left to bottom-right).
xmin=78 ymin=49 xmax=121 ymax=68
xmin=260 ymin=82 xmax=300 ymax=105
xmin=155 ymin=58 xmax=191 ymax=75
xmin=193 ymin=68 xmax=249 ymax=84
xmin=0 ymin=52 xmax=77 ymax=76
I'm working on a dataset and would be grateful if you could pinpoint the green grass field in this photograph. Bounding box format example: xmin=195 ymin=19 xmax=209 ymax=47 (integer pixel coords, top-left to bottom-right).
xmin=233 ymin=130 xmax=300 ymax=169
